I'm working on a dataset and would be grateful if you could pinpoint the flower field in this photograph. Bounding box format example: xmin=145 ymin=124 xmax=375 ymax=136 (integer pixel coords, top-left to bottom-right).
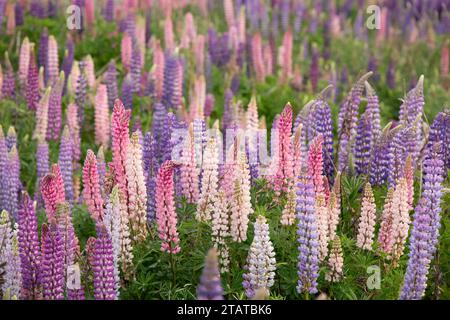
xmin=0 ymin=0 xmax=449 ymax=301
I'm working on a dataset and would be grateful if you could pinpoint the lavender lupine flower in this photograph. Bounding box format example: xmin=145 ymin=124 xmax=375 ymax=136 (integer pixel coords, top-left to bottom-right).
xmin=41 ymin=222 xmax=65 ymax=300
xmin=152 ymin=103 xmax=174 ymax=167
xmin=58 ymin=126 xmax=74 ymax=205
xmin=6 ymin=126 xmax=16 ymax=152
xmin=26 ymin=47 xmax=40 ymax=110
xmin=400 ymin=144 xmax=445 ymax=300
xmin=35 ymin=141 xmax=50 ymax=208
xmin=92 ymin=223 xmax=117 ymax=300
xmin=197 ymin=248 xmax=224 ymax=300
xmin=15 ymin=2 xmax=24 ymax=26
xmin=310 ymin=46 xmax=319 ymax=92
xmin=0 ymin=128 xmax=8 ymax=210
xmin=130 ymin=39 xmax=142 ymax=94
xmin=296 ymin=171 xmax=320 ymax=295
xmin=208 ymin=29 xmax=231 ymax=68
xmin=1 ymin=52 xmax=15 ymax=99
xmin=369 ymin=123 xmax=397 ymax=186
xmin=354 ymin=113 xmax=372 ymax=175
xmin=104 ymin=60 xmax=119 ymax=110
xmin=46 ymin=72 xmax=65 ymax=141
xmin=104 ymin=0 xmax=114 ymax=22
xmin=18 ymin=193 xmax=42 ymax=300
xmin=367 ymin=56 xmax=380 ymax=83
xmin=386 ymin=127 xmax=408 ymax=187
xmin=162 ymin=55 xmax=183 ymax=110
xmin=75 ymin=61 xmax=87 ymax=123
xmin=144 ymin=132 xmax=157 ymax=223
xmin=337 ymin=72 xmax=372 ymax=172
xmin=121 ymin=73 xmax=133 ymax=110
xmin=5 ymin=146 xmax=20 ymax=221
xmin=38 ymin=28 xmax=48 ymax=72
xmin=364 ymin=82 xmax=381 ymax=147
xmin=428 ymin=109 xmax=450 ymax=170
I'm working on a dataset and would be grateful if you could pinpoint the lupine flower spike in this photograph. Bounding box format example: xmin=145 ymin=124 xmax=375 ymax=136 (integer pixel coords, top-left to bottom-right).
xmin=197 ymin=248 xmax=224 ymax=300
xmin=356 ymin=183 xmax=377 ymax=251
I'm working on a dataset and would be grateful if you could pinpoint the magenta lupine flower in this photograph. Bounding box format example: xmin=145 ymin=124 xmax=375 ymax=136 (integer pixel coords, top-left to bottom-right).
xmin=105 ymin=60 xmax=119 ymax=109
xmin=121 ymin=33 xmax=132 ymax=72
xmin=26 ymin=46 xmax=40 ymax=110
xmin=152 ymin=41 xmax=165 ymax=102
xmin=1 ymin=52 xmax=15 ymax=99
xmin=400 ymin=142 xmax=445 ymax=299
xmin=337 ymin=72 xmax=372 ymax=172
xmin=58 ymin=126 xmax=74 ymax=205
xmin=41 ymin=164 xmax=66 ymax=221
xmin=41 ymin=222 xmax=65 ymax=300
xmin=92 ymin=223 xmax=117 ymax=300
xmin=273 ymin=103 xmax=294 ymax=195
xmin=18 ymin=192 xmax=42 ymax=300
xmin=5 ymin=146 xmax=20 ymax=220
xmin=155 ymin=160 xmax=181 ymax=254
xmin=162 ymin=55 xmax=183 ymax=110
xmin=111 ymin=99 xmax=131 ymax=205
xmin=296 ymin=171 xmax=320 ymax=295
xmin=252 ymin=32 xmax=265 ymax=82
xmin=46 ymin=72 xmax=65 ymax=141
xmin=197 ymin=248 xmax=224 ymax=300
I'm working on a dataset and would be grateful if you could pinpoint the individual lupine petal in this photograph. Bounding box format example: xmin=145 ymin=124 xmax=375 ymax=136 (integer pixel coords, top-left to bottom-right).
xmin=41 ymin=221 xmax=65 ymax=300
xmin=325 ymin=236 xmax=344 ymax=283
xmin=242 ymin=215 xmax=276 ymax=299
xmin=180 ymin=124 xmax=199 ymax=203
xmin=46 ymin=72 xmax=65 ymax=141
xmin=197 ymin=248 xmax=224 ymax=300
xmin=230 ymin=152 xmax=252 ymax=242
xmin=26 ymin=45 xmax=40 ymax=111
xmin=1 ymin=52 xmax=15 ymax=99
xmin=82 ymin=150 xmax=104 ymax=222
xmin=95 ymin=84 xmax=111 ymax=146
xmin=5 ymin=146 xmax=20 ymax=220
xmin=126 ymin=132 xmax=148 ymax=241
xmin=33 ymin=87 xmax=51 ymax=141
xmin=19 ymin=37 xmax=30 ymax=91
xmin=356 ymin=183 xmax=377 ymax=250
xmin=337 ymin=72 xmax=372 ymax=172
xmin=92 ymin=223 xmax=118 ymax=300
xmin=296 ymin=171 xmax=320 ymax=295
xmin=111 ymin=99 xmax=131 ymax=206
xmin=155 ymin=160 xmax=181 ymax=254
xmin=273 ymin=103 xmax=294 ymax=195
xmin=58 ymin=126 xmax=74 ymax=205
xmin=18 ymin=193 xmax=42 ymax=300
xmin=47 ymin=35 xmax=59 ymax=85
xmin=0 ymin=210 xmax=22 ymax=299
xmin=41 ymin=164 xmax=66 ymax=221
xmin=104 ymin=60 xmax=119 ymax=109
xmin=66 ymin=103 xmax=81 ymax=168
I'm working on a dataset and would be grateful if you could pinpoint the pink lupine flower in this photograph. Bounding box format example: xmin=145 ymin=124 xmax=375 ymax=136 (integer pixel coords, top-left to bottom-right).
xmin=180 ymin=12 xmax=197 ymax=48
xmin=245 ymin=96 xmax=259 ymax=132
xmin=121 ymin=33 xmax=132 ymax=72
xmin=26 ymin=45 xmax=40 ymax=111
xmin=83 ymin=55 xmax=95 ymax=88
xmin=263 ymin=44 xmax=273 ymax=77
xmin=66 ymin=103 xmax=81 ymax=167
xmin=194 ymin=35 xmax=205 ymax=75
xmin=85 ymin=0 xmax=95 ymax=29
xmin=237 ymin=6 xmax=246 ymax=43
xmin=41 ymin=164 xmax=66 ymax=221
xmin=378 ymin=188 xmax=395 ymax=254
xmin=19 ymin=37 xmax=30 ymax=91
xmin=111 ymin=99 xmax=131 ymax=206
xmin=82 ymin=150 xmax=104 ymax=222
xmin=155 ymin=160 xmax=181 ymax=254
xmin=281 ymin=29 xmax=293 ymax=82
xmin=164 ymin=16 xmax=175 ymax=53
xmin=94 ymin=84 xmax=110 ymax=147
xmin=274 ymin=103 xmax=294 ymax=195
xmin=68 ymin=60 xmax=80 ymax=96
xmin=281 ymin=187 xmax=296 ymax=226
xmin=125 ymin=132 xmax=148 ymax=241
xmin=251 ymin=33 xmax=265 ymax=82
xmin=356 ymin=183 xmax=377 ymax=251
xmin=292 ymin=123 xmax=303 ymax=182
xmin=47 ymin=35 xmax=59 ymax=85
xmin=307 ymin=135 xmax=325 ymax=196
xmin=153 ymin=40 xmax=165 ymax=101
xmin=390 ymin=178 xmax=411 ymax=266
xmin=328 ymin=172 xmax=341 ymax=240
xmin=33 ymin=87 xmax=51 ymax=141
xmin=315 ymin=193 xmax=329 ymax=261
xmin=180 ymin=124 xmax=199 ymax=203
xmin=223 ymin=0 xmax=235 ymax=30
xmin=441 ymin=44 xmax=449 ymax=77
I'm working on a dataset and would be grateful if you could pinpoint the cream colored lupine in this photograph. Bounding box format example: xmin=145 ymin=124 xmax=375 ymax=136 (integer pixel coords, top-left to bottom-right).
xmin=197 ymin=138 xmax=220 ymax=221
xmin=325 ymin=236 xmax=344 ymax=282
xmin=328 ymin=172 xmax=341 ymax=240
xmin=390 ymin=178 xmax=411 ymax=266
xmin=125 ymin=132 xmax=148 ymax=241
xmin=117 ymin=188 xmax=134 ymax=279
xmin=38 ymin=67 xmax=45 ymax=93
xmin=83 ymin=55 xmax=96 ymax=88
xmin=316 ymin=193 xmax=329 ymax=261
xmin=246 ymin=96 xmax=259 ymax=132
xmin=180 ymin=124 xmax=199 ymax=203
xmin=68 ymin=60 xmax=80 ymax=96
xmin=94 ymin=84 xmax=110 ymax=147
xmin=211 ymin=189 xmax=230 ymax=273
xmin=356 ymin=183 xmax=377 ymax=250
xmin=19 ymin=37 xmax=30 ymax=90
xmin=281 ymin=188 xmax=296 ymax=226
xmin=33 ymin=87 xmax=51 ymax=141
xmin=230 ymin=152 xmax=253 ymax=242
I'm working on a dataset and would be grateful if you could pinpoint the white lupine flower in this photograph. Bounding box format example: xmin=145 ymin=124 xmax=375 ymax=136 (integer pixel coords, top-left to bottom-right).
xmin=325 ymin=236 xmax=344 ymax=283
xmin=0 ymin=211 xmax=21 ymax=299
xmin=316 ymin=194 xmax=329 ymax=261
xmin=356 ymin=183 xmax=377 ymax=251
xmin=211 ymin=189 xmax=230 ymax=273
xmin=197 ymin=138 xmax=219 ymax=221
xmin=242 ymin=216 xmax=276 ymax=298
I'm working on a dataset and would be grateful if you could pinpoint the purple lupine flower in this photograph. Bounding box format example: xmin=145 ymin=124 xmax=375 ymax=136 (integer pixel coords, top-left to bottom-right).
xmin=30 ymin=0 xmax=45 ymax=18
xmin=386 ymin=60 xmax=396 ymax=89
xmin=36 ymin=141 xmax=50 ymax=208
xmin=171 ymin=118 xmax=187 ymax=199
xmin=367 ymin=56 xmax=380 ymax=83
xmin=293 ymin=2 xmax=305 ymax=33
xmin=1 ymin=52 xmax=15 ymax=98
xmin=365 ymin=82 xmax=381 ymax=147
xmin=204 ymin=94 xmax=215 ymax=117
xmin=0 ymin=128 xmax=8 ymax=210
xmin=271 ymin=3 xmax=279 ymax=38
xmin=18 ymin=192 xmax=42 ymax=300
xmin=5 ymin=146 xmax=20 ymax=221
xmin=6 ymin=126 xmax=16 ymax=152
xmin=0 ymin=0 xmax=5 ymax=31
xmin=310 ymin=46 xmax=320 ymax=93
xmin=230 ymin=74 xmax=240 ymax=95
xmin=280 ymin=0 xmax=290 ymax=31
xmin=41 ymin=222 xmax=65 ymax=300
xmin=354 ymin=113 xmax=372 ymax=175
xmin=428 ymin=109 xmax=450 ymax=170
xmin=61 ymin=37 xmax=74 ymax=95
xmin=197 ymin=248 xmax=224 ymax=300
xmin=75 ymin=61 xmax=88 ymax=123
xmin=162 ymin=55 xmax=183 ymax=110
xmin=144 ymin=132 xmax=157 ymax=223
xmin=26 ymin=49 xmax=40 ymax=111
xmin=337 ymin=72 xmax=372 ymax=172
xmin=38 ymin=28 xmax=48 ymax=72
xmin=47 ymin=0 xmax=57 ymax=18
xmin=400 ymin=144 xmax=445 ymax=300
xmin=296 ymin=171 xmax=320 ymax=295
xmin=152 ymin=102 xmax=168 ymax=166
xmin=130 ymin=38 xmax=142 ymax=94
xmin=92 ymin=223 xmax=117 ymax=300
xmin=104 ymin=60 xmax=119 ymax=110
xmin=208 ymin=29 xmax=231 ymax=68
xmin=386 ymin=126 xmax=407 ymax=187
xmin=15 ymin=2 xmax=24 ymax=26
xmin=58 ymin=126 xmax=74 ymax=205
xmin=121 ymin=73 xmax=133 ymax=110
xmin=369 ymin=124 xmax=394 ymax=186
xmin=46 ymin=72 xmax=64 ymax=141
xmin=104 ymin=0 xmax=114 ymax=22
